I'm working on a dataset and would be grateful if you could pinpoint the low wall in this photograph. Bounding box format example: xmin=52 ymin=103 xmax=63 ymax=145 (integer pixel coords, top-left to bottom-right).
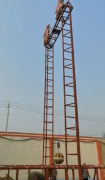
xmin=0 ymin=135 xmax=103 ymax=179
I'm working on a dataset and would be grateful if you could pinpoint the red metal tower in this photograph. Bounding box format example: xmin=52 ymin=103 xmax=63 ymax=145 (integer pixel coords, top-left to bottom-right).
xmin=0 ymin=1 xmax=104 ymax=180
xmin=43 ymin=1 xmax=82 ymax=180
xmin=61 ymin=3 xmax=82 ymax=180
xmin=42 ymin=45 xmax=54 ymax=167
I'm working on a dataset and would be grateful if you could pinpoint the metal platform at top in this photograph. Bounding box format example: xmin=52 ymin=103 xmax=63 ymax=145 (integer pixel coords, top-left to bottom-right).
xmin=44 ymin=1 xmax=73 ymax=49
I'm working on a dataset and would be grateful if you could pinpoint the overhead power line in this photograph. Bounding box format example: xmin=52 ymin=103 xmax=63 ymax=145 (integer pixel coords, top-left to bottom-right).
xmin=0 ymin=101 xmax=105 ymax=123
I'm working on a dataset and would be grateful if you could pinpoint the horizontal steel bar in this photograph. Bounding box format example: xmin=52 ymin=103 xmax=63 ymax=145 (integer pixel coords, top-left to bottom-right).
xmin=64 ymin=66 xmax=73 ymax=69
xmin=65 ymin=63 xmax=72 ymax=67
xmin=64 ymin=43 xmax=71 ymax=45
xmin=45 ymin=92 xmax=53 ymax=95
xmin=64 ymin=58 xmax=72 ymax=61
xmin=46 ymin=56 xmax=53 ymax=59
xmin=44 ymin=129 xmax=52 ymax=132
xmin=47 ymin=79 xmax=53 ymax=82
xmin=66 ymin=128 xmax=75 ymax=130
xmin=65 ymin=94 xmax=74 ymax=97
xmin=65 ymin=83 xmax=73 ymax=86
xmin=67 ymin=153 xmax=77 ymax=155
xmin=47 ymin=49 xmax=53 ymax=52
xmin=63 ymin=29 xmax=70 ymax=32
xmin=63 ymin=35 xmax=71 ymax=38
xmin=65 ymin=85 xmax=73 ymax=87
xmin=45 ymin=113 xmax=53 ymax=115
xmin=46 ymin=85 xmax=53 ymax=87
xmin=0 ymin=165 xmax=104 ymax=170
xmin=64 ymin=50 xmax=71 ymax=53
xmin=45 ymin=106 xmax=52 ymax=108
xmin=46 ymin=99 xmax=53 ymax=100
xmin=64 ymin=47 xmax=71 ymax=52
xmin=47 ymin=61 xmax=53 ymax=63
xmin=46 ymin=67 xmax=53 ymax=69
xmin=66 ymin=116 xmax=75 ymax=119
xmin=66 ymin=103 xmax=74 ymax=106
xmin=44 ymin=121 xmax=53 ymax=124
xmin=63 ymin=31 xmax=71 ymax=36
xmin=64 ymin=75 xmax=73 ymax=78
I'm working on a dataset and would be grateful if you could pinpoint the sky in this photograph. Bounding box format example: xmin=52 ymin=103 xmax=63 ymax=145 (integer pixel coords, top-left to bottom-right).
xmin=0 ymin=0 xmax=105 ymax=137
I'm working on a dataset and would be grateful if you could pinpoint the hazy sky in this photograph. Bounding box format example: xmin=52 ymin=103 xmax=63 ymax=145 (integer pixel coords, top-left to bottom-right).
xmin=0 ymin=0 xmax=105 ymax=137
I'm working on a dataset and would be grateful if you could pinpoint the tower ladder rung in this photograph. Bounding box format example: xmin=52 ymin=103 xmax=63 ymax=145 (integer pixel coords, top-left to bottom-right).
xmin=67 ymin=153 xmax=77 ymax=155
xmin=45 ymin=113 xmax=53 ymax=115
xmin=65 ymin=82 xmax=73 ymax=86
xmin=63 ymin=35 xmax=71 ymax=39
xmin=64 ymin=75 xmax=73 ymax=78
xmin=63 ymin=29 xmax=70 ymax=32
xmin=45 ymin=106 xmax=53 ymax=108
xmin=44 ymin=129 xmax=53 ymax=132
xmin=66 ymin=116 xmax=75 ymax=119
xmin=66 ymin=127 xmax=76 ymax=130
xmin=44 ymin=121 xmax=53 ymax=124
xmin=66 ymin=103 xmax=74 ymax=106
xmin=45 ymin=92 xmax=53 ymax=95
xmin=64 ymin=63 xmax=72 ymax=67
xmin=63 ymin=31 xmax=71 ymax=36
xmin=64 ymin=43 xmax=71 ymax=46
xmin=64 ymin=58 xmax=72 ymax=61
xmin=65 ymin=94 xmax=74 ymax=97
xmin=43 ymin=156 xmax=51 ymax=157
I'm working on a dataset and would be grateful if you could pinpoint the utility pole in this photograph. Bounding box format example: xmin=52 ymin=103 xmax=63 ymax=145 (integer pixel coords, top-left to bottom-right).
xmin=60 ymin=127 xmax=61 ymax=135
xmin=6 ymin=102 xmax=10 ymax=132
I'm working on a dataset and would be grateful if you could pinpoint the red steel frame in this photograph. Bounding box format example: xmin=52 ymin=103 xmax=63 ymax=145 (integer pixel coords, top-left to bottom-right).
xmin=42 ymin=1 xmax=105 ymax=180
xmin=43 ymin=1 xmax=82 ymax=180
xmin=0 ymin=165 xmax=105 ymax=180
xmin=42 ymin=47 xmax=54 ymax=168
xmin=61 ymin=3 xmax=82 ymax=180
xmin=0 ymin=1 xmax=104 ymax=180
xmin=0 ymin=165 xmax=105 ymax=170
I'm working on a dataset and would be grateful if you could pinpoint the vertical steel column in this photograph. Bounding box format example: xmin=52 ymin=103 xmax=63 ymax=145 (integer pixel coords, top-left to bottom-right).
xmin=42 ymin=47 xmax=54 ymax=170
xmin=69 ymin=6 xmax=82 ymax=180
xmin=16 ymin=169 xmax=19 ymax=180
xmin=61 ymin=2 xmax=82 ymax=180
xmin=96 ymin=169 xmax=99 ymax=180
xmin=43 ymin=49 xmax=47 ymax=167
xmin=72 ymin=169 xmax=75 ymax=180
xmin=7 ymin=169 xmax=10 ymax=177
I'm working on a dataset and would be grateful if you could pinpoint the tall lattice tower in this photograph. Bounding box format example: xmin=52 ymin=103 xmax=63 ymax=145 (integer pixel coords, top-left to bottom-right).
xmin=42 ymin=1 xmax=82 ymax=180
xmin=42 ymin=25 xmax=54 ymax=169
